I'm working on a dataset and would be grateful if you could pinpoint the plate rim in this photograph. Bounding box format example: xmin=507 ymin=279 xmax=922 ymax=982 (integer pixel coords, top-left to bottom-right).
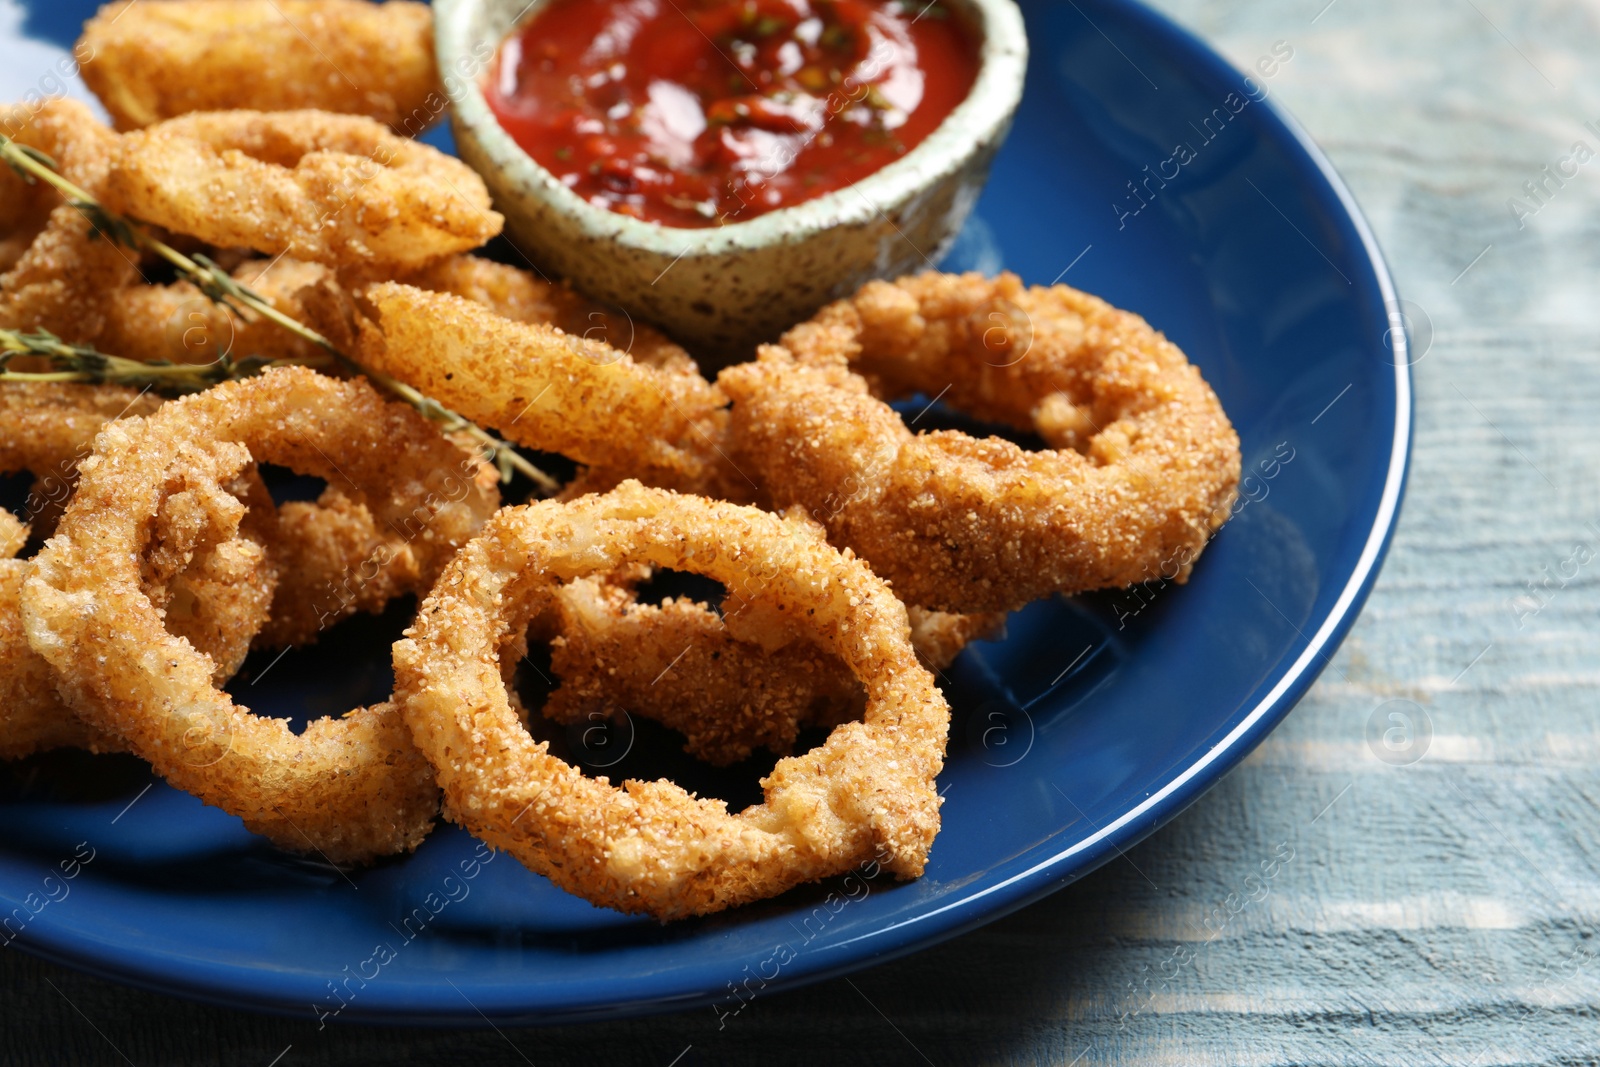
xmin=2 ymin=0 xmax=1413 ymax=1025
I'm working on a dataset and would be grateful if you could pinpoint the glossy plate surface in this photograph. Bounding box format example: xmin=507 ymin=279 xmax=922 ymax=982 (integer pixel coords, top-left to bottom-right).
xmin=0 ymin=0 xmax=1410 ymax=1024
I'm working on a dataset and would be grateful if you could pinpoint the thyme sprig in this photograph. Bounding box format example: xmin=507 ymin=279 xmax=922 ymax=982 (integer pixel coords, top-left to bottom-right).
xmin=0 ymin=136 xmax=558 ymax=493
xmin=0 ymin=326 xmax=320 ymax=391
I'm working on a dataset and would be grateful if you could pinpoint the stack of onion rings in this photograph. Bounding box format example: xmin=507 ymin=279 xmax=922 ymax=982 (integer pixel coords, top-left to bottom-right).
xmin=0 ymin=29 xmax=1244 ymax=921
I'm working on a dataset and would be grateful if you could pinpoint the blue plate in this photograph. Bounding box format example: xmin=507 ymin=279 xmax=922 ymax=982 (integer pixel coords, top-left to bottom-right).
xmin=0 ymin=0 xmax=1410 ymax=1024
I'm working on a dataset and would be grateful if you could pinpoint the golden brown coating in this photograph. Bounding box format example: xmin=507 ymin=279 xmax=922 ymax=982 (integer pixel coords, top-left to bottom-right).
xmin=22 ymin=369 xmax=498 ymax=862
xmin=245 ymin=456 xmax=983 ymax=766
xmin=539 ymin=570 xmax=1000 ymax=766
xmin=0 ymin=99 xmax=118 ymax=198
xmin=0 ymin=511 xmax=23 ymax=559
xmin=906 ymin=604 xmax=1008 ymax=673
xmin=387 ymin=259 xmax=722 ymax=496
xmin=259 ymin=475 xmax=498 ymax=650
xmin=141 ymin=462 xmax=279 ymax=683
xmin=719 ymin=272 xmax=1241 ymax=613
xmin=357 ymin=282 xmax=739 ymax=495
xmin=393 ymin=481 xmax=950 ymax=920
xmin=0 ymin=381 xmax=160 ymax=473
xmin=0 ymin=233 xmax=40 ymax=276
xmin=256 ymin=489 xmax=391 ymax=648
xmin=0 ymin=564 xmax=107 ymax=759
xmin=0 ymin=383 xmax=276 ymax=761
xmin=99 ymin=257 xmax=332 ymax=367
xmin=0 ymin=101 xmax=139 ymax=342
xmin=257 ymin=469 xmax=988 ymax=766
xmin=540 ymin=573 xmax=863 ymax=767
xmin=79 ymin=1 xmax=441 ymax=133
xmin=103 ymin=110 xmax=502 ymax=271
xmin=0 ymin=146 xmax=45 ymax=247
xmin=0 ymin=154 xmax=51 ymax=275
xmin=0 ymin=204 xmax=141 ymax=343
xmin=0 ymin=382 xmax=165 ymax=563
xmin=395 ymin=255 xmax=697 ymax=373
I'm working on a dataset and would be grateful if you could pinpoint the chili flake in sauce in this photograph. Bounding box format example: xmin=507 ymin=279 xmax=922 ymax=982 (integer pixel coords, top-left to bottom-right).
xmin=485 ymin=0 xmax=980 ymax=227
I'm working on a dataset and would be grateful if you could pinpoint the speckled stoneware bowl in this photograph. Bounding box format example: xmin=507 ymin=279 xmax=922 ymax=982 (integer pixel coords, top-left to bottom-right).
xmin=436 ymin=0 xmax=1028 ymax=361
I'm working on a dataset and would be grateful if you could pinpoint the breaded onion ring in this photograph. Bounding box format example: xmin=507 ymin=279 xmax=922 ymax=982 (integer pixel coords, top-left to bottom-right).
xmin=103 ymin=111 xmax=502 ymax=271
xmin=720 ymin=272 xmax=1241 ymax=613
xmin=79 ymin=1 xmax=441 ymax=133
xmin=0 ymin=383 xmax=277 ymax=761
xmin=0 ymin=99 xmax=117 ymax=213
xmin=357 ymin=282 xmax=738 ymax=495
xmin=259 ymin=463 xmax=493 ymax=651
xmin=395 ymin=255 xmax=696 ymax=374
xmin=99 ymin=257 xmax=331 ymax=367
xmin=539 ymin=572 xmax=858 ymax=767
xmin=539 ymin=570 xmax=1000 ymax=766
xmin=22 ymin=369 xmax=497 ymax=862
xmin=393 ymin=481 xmax=950 ymax=919
xmin=0 ymin=101 xmax=139 ymax=342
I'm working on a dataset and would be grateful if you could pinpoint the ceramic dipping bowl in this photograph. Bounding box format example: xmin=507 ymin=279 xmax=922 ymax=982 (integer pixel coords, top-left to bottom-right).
xmin=436 ymin=0 xmax=1028 ymax=362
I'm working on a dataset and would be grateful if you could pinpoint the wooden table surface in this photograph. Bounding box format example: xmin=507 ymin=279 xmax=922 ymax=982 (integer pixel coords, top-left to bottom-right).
xmin=5 ymin=1 xmax=1597 ymax=1064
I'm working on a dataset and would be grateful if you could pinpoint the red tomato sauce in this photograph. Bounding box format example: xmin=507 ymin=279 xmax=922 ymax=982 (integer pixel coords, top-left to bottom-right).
xmin=485 ymin=0 xmax=980 ymax=228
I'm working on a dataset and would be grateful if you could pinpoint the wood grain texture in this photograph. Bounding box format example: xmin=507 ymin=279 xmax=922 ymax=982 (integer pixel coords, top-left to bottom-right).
xmin=6 ymin=1 xmax=1600 ymax=1064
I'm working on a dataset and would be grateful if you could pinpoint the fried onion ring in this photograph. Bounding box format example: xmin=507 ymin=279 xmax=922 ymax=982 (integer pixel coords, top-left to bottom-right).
xmin=0 ymin=99 xmax=118 ymax=207
xmin=99 ymin=257 xmax=331 ymax=367
xmin=0 ymin=383 xmax=278 ymax=761
xmin=395 ymin=255 xmax=697 ymax=374
xmin=393 ymin=480 xmax=949 ymax=919
xmin=79 ymin=1 xmax=441 ymax=133
xmin=104 ymin=111 xmax=502 ymax=270
xmin=259 ymin=462 xmax=494 ymax=651
xmin=719 ymin=272 xmax=1241 ymax=612
xmin=0 ymin=101 xmax=139 ymax=342
xmin=357 ymin=282 xmax=738 ymax=495
xmin=22 ymin=369 xmax=496 ymax=861
xmin=539 ymin=569 xmax=1000 ymax=766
